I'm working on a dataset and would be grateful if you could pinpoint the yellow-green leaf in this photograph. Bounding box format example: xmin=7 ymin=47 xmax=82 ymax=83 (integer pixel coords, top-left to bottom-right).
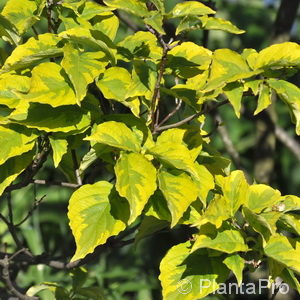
xmin=245 ymin=184 xmax=281 ymax=213
xmin=268 ymin=79 xmax=300 ymax=135
xmin=254 ymin=83 xmax=272 ymax=115
xmin=223 ymin=254 xmax=244 ymax=286
xmin=242 ymin=206 xmax=273 ymax=243
xmin=223 ymin=82 xmax=244 ymax=118
xmin=167 ymin=42 xmax=212 ymax=78
xmin=193 ymin=195 xmax=230 ymax=228
xmin=2 ymin=0 xmax=39 ymax=35
xmin=59 ymin=28 xmax=116 ymax=65
xmin=201 ymin=16 xmax=245 ymax=34
xmin=264 ymin=235 xmax=300 ymax=274
xmin=9 ymin=102 xmax=91 ymax=133
xmin=159 ymin=242 xmax=229 ymax=300
xmin=158 ymin=169 xmax=198 ymax=227
xmin=117 ymin=31 xmax=162 ymax=61
xmin=25 ymin=62 xmax=77 ymax=107
xmin=0 ymin=73 xmax=30 ymax=108
xmin=192 ymin=162 xmax=215 ymax=205
xmin=255 ymin=42 xmax=300 ymax=70
xmin=115 ymin=152 xmax=157 ymax=224
xmin=205 ymin=49 xmax=256 ymax=91
xmin=103 ymin=0 xmax=148 ymax=17
xmin=0 ymin=125 xmax=36 ymax=165
xmin=85 ymin=121 xmax=141 ymax=152
xmin=0 ymin=14 xmax=20 ymax=45
xmin=216 ymin=170 xmax=249 ymax=216
xmin=68 ymin=181 xmax=127 ymax=261
xmin=0 ymin=150 xmax=34 ymax=196
xmin=1 ymin=33 xmax=62 ymax=73
xmin=49 ymin=137 xmax=68 ymax=168
xmin=97 ymin=67 xmax=131 ymax=102
xmin=192 ymin=230 xmax=248 ymax=254
xmin=148 ymin=142 xmax=198 ymax=179
xmin=169 ymin=1 xmax=215 ymax=18
xmin=62 ymin=43 xmax=108 ymax=104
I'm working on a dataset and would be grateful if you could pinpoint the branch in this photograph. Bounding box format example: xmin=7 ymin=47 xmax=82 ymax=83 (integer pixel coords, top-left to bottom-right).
xmin=32 ymin=179 xmax=81 ymax=189
xmin=71 ymin=149 xmax=82 ymax=186
xmin=0 ymin=254 xmax=38 ymax=300
xmin=0 ymin=213 xmax=22 ymax=248
xmin=275 ymin=126 xmax=300 ymax=161
xmin=146 ymin=24 xmax=179 ymax=129
xmin=154 ymin=99 xmax=229 ymax=133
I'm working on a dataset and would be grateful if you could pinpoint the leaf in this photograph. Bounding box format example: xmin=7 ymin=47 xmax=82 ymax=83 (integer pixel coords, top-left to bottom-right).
xmin=115 ymin=152 xmax=157 ymax=224
xmin=268 ymin=79 xmax=300 ymax=135
xmin=117 ymin=31 xmax=162 ymax=61
xmin=9 ymin=103 xmax=91 ymax=133
xmin=92 ymin=12 xmax=119 ymax=41
xmin=68 ymin=181 xmax=127 ymax=261
xmin=97 ymin=67 xmax=131 ymax=101
xmin=192 ymin=162 xmax=215 ymax=205
xmin=194 ymin=195 xmax=230 ymax=228
xmin=0 ymin=73 xmax=30 ymax=108
xmin=148 ymin=142 xmax=198 ymax=179
xmin=167 ymin=42 xmax=212 ymax=78
xmin=2 ymin=0 xmax=39 ymax=35
xmin=85 ymin=121 xmax=141 ymax=152
xmin=205 ymin=49 xmax=256 ymax=91
xmin=216 ymin=170 xmax=249 ymax=216
xmin=0 ymin=14 xmax=20 ymax=45
xmin=264 ymin=235 xmax=300 ymax=274
xmin=201 ymin=16 xmax=245 ymax=34
xmin=128 ymin=60 xmax=157 ymax=100
xmin=49 ymin=137 xmax=68 ymax=168
xmin=245 ymin=184 xmax=281 ymax=213
xmin=0 ymin=125 xmax=36 ymax=165
xmin=278 ymin=214 xmax=300 ymax=235
xmin=61 ymin=43 xmax=108 ymax=104
xmin=25 ymin=62 xmax=77 ymax=107
xmin=191 ymin=230 xmax=248 ymax=254
xmin=103 ymin=0 xmax=149 ymax=17
xmin=255 ymin=42 xmax=300 ymax=70
xmin=0 ymin=150 xmax=34 ymax=196
xmin=282 ymin=195 xmax=300 ymax=212
xmin=242 ymin=207 xmax=272 ymax=243
xmin=135 ymin=216 xmax=168 ymax=246
xmin=1 ymin=33 xmax=62 ymax=73
xmin=223 ymin=254 xmax=244 ymax=286
xmin=159 ymin=242 xmax=229 ymax=300
xmin=158 ymin=168 xmax=198 ymax=227
xmin=144 ymin=11 xmax=165 ymax=35
xmin=59 ymin=28 xmax=116 ymax=65
xmin=254 ymin=83 xmax=272 ymax=115
xmin=169 ymin=1 xmax=216 ymax=18
xmin=223 ymin=82 xmax=244 ymax=118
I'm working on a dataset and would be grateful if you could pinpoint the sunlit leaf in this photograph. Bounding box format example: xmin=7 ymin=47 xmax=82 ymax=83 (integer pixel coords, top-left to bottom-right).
xmin=115 ymin=152 xmax=157 ymax=224
xmin=68 ymin=181 xmax=127 ymax=261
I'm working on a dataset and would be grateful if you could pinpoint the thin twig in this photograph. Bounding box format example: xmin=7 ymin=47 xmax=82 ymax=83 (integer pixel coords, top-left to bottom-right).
xmin=154 ymin=99 xmax=229 ymax=133
xmin=71 ymin=150 xmax=82 ymax=186
xmin=15 ymin=195 xmax=46 ymax=227
xmin=158 ymin=99 xmax=182 ymax=127
xmin=32 ymin=179 xmax=81 ymax=189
